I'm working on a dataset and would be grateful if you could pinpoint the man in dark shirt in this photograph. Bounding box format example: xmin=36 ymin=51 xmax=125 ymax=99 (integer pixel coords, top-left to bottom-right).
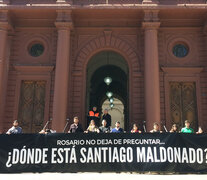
xmin=99 ymin=119 xmax=110 ymax=133
xmin=68 ymin=117 xmax=84 ymax=133
xmin=102 ymin=109 xmax=111 ymax=128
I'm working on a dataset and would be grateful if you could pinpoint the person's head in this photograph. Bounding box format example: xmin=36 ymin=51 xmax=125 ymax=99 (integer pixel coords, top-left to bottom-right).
xmin=104 ymin=109 xmax=108 ymax=115
xmin=171 ymin=124 xmax=178 ymax=131
xmin=185 ymin=120 xmax=190 ymax=128
xmin=133 ymin=124 xmax=138 ymax=131
xmin=73 ymin=117 xmax=79 ymax=124
xmin=93 ymin=107 xmax=97 ymax=111
xmin=198 ymin=126 xmax=203 ymax=133
xmin=153 ymin=123 xmax=159 ymax=131
xmin=102 ymin=119 xmax=107 ymax=127
xmin=90 ymin=120 xmax=95 ymax=126
xmin=115 ymin=121 xmax=120 ymax=128
xmin=13 ymin=120 xmax=19 ymax=127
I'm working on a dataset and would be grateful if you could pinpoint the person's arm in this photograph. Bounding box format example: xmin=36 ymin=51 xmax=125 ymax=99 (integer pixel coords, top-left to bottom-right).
xmin=96 ymin=127 xmax=100 ymax=133
xmin=180 ymin=128 xmax=184 ymax=133
xmin=68 ymin=125 xmax=72 ymax=133
xmin=79 ymin=124 xmax=84 ymax=133
xmin=6 ymin=128 xmax=12 ymax=135
xmin=109 ymin=116 xmax=111 ymax=127
xmin=19 ymin=127 xmax=23 ymax=133
xmin=98 ymin=127 xmax=102 ymax=133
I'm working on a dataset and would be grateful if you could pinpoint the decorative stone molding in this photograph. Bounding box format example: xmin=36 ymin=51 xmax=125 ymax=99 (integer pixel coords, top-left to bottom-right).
xmin=56 ymin=0 xmax=66 ymax=3
xmin=142 ymin=0 xmax=159 ymax=4
xmin=161 ymin=67 xmax=203 ymax=75
xmin=0 ymin=0 xmax=10 ymax=4
xmin=13 ymin=65 xmax=54 ymax=74
xmin=55 ymin=21 xmax=73 ymax=30
xmin=143 ymin=10 xmax=159 ymax=22
xmin=103 ymin=30 xmax=112 ymax=46
xmin=162 ymin=33 xmax=198 ymax=66
xmin=142 ymin=10 xmax=160 ymax=29
xmin=142 ymin=22 xmax=160 ymax=30
xmin=74 ymin=34 xmax=141 ymax=72
xmin=0 ymin=10 xmax=12 ymax=31
xmin=56 ymin=10 xmax=72 ymax=22
xmin=203 ymin=19 xmax=207 ymax=35
xmin=55 ymin=10 xmax=73 ymax=30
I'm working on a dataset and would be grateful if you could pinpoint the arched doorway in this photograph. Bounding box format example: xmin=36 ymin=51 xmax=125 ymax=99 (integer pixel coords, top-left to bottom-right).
xmin=102 ymin=98 xmax=125 ymax=129
xmin=86 ymin=51 xmax=128 ymax=129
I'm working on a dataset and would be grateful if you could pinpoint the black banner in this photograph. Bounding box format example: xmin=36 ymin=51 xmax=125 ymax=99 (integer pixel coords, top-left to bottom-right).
xmin=0 ymin=133 xmax=207 ymax=173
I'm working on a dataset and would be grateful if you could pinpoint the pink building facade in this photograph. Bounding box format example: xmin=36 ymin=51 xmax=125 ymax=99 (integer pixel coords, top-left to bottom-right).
xmin=0 ymin=0 xmax=207 ymax=133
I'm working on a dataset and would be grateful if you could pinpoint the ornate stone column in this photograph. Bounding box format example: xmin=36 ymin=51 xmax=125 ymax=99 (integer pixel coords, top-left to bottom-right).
xmin=0 ymin=10 xmax=11 ymax=133
xmin=52 ymin=10 xmax=73 ymax=132
xmin=142 ymin=10 xmax=161 ymax=131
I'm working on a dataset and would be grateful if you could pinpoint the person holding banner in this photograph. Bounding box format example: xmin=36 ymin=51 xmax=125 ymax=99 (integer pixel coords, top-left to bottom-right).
xmin=150 ymin=122 xmax=162 ymax=133
xmin=68 ymin=117 xmax=84 ymax=133
xmin=196 ymin=126 xmax=203 ymax=134
xmin=99 ymin=119 xmax=110 ymax=133
xmin=170 ymin=124 xmax=179 ymax=133
xmin=111 ymin=121 xmax=124 ymax=133
xmin=181 ymin=120 xmax=194 ymax=133
xmin=6 ymin=120 xmax=22 ymax=134
xmin=85 ymin=120 xmax=99 ymax=133
xmin=131 ymin=123 xmax=141 ymax=133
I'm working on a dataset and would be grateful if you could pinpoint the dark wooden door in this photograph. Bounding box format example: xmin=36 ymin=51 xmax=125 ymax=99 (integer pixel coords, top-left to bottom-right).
xmin=169 ymin=82 xmax=198 ymax=130
xmin=18 ymin=80 xmax=46 ymax=133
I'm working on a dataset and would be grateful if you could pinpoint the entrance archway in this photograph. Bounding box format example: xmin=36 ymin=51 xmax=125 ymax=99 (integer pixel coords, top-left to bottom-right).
xmin=86 ymin=51 xmax=128 ymax=129
xmin=102 ymin=98 xmax=125 ymax=129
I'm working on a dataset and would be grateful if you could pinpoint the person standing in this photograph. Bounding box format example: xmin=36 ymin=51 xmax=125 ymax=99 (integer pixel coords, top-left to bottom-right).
xmin=102 ymin=109 xmax=111 ymax=128
xmin=68 ymin=117 xmax=84 ymax=133
xmin=6 ymin=120 xmax=22 ymax=134
xmin=88 ymin=106 xmax=100 ymax=126
xmin=181 ymin=120 xmax=194 ymax=133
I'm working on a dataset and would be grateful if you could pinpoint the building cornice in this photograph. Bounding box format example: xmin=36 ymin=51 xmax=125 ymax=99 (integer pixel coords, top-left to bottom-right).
xmin=1 ymin=0 xmax=207 ymax=9
xmin=0 ymin=10 xmax=12 ymax=31
xmin=55 ymin=9 xmax=73 ymax=30
xmin=161 ymin=67 xmax=204 ymax=75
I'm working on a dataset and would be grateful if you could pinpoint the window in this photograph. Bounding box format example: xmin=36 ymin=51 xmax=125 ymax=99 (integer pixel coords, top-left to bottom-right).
xmin=29 ymin=43 xmax=44 ymax=57
xmin=172 ymin=44 xmax=189 ymax=58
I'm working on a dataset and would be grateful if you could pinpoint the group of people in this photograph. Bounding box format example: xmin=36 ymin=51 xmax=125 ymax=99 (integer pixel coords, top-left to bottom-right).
xmin=148 ymin=120 xmax=203 ymax=134
xmin=87 ymin=107 xmax=111 ymax=127
xmin=6 ymin=118 xmax=204 ymax=135
xmin=68 ymin=117 xmax=124 ymax=133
